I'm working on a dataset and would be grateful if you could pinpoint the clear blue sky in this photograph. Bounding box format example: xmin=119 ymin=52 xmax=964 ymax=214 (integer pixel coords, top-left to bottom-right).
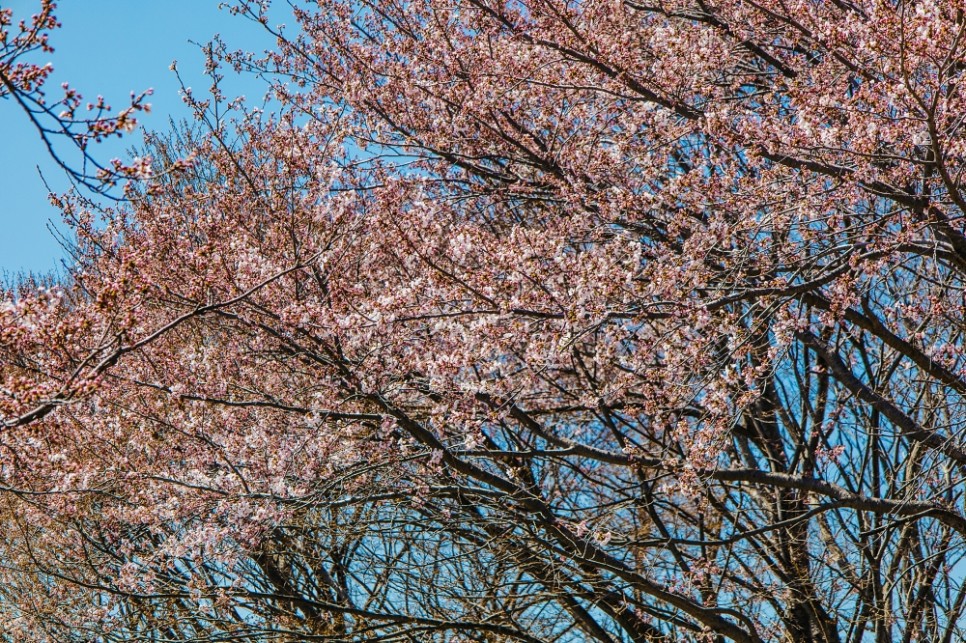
xmin=1 ymin=1 xmax=273 ymax=277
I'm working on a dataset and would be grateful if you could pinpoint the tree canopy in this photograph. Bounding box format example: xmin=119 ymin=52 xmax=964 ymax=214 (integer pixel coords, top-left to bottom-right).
xmin=2 ymin=1 xmax=966 ymax=641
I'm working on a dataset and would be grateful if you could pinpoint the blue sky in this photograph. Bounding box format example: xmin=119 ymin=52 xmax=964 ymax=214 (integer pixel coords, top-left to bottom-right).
xmin=1 ymin=1 xmax=273 ymax=276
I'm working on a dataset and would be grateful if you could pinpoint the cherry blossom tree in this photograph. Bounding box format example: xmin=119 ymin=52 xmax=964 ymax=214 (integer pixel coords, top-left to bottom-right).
xmin=0 ymin=1 xmax=153 ymax=193
xmin=3 ymin=1 xmax=966 ymax=641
